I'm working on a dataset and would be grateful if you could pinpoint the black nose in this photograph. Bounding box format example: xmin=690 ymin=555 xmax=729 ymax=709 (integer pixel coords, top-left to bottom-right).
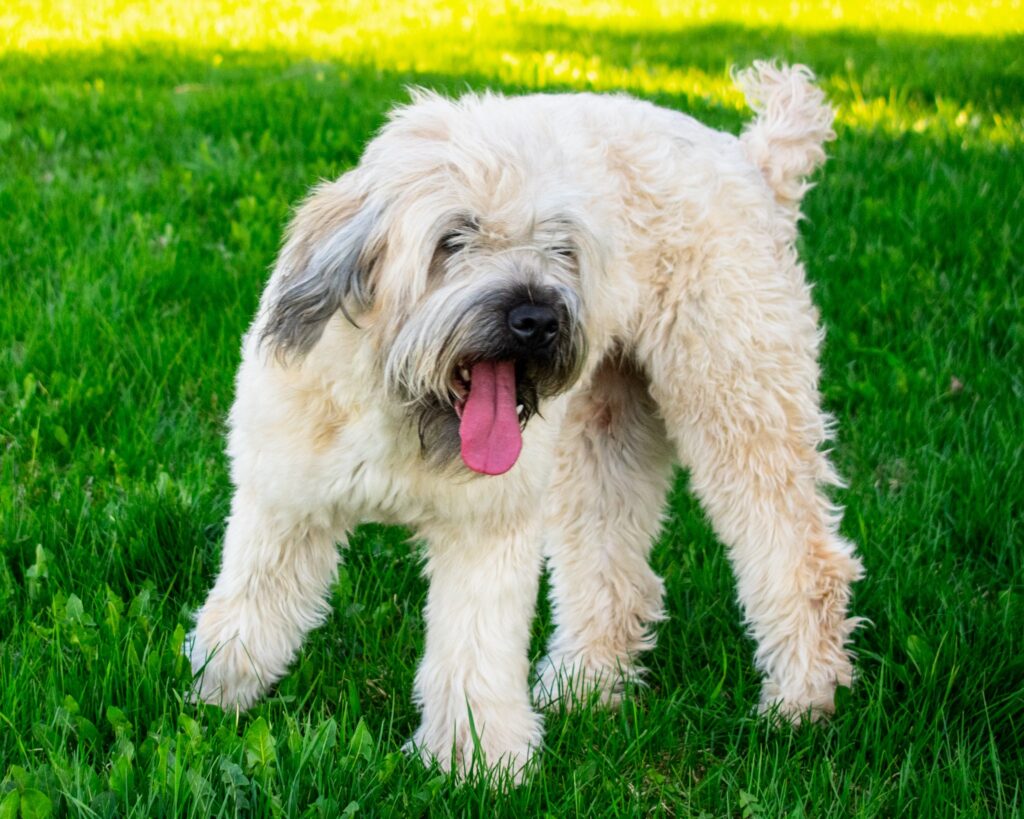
xmin=508 ymin=304 xmax=559 ymax=349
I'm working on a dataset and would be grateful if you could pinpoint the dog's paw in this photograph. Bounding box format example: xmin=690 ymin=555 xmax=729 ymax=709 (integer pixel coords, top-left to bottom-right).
xmin=757 ymin=679 xmax=841 ymax=725
xmin=757 ymin=649 xmax=855 ymax=725
xmin=408 ymin=704 xmax=542 ymax=785
xmin=532 ymin=653 xmax=636 ymax=711
xmin=185 ymin=629 xmax=268 ymax=711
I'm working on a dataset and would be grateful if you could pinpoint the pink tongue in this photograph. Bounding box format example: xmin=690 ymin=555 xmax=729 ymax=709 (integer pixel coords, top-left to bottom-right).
xmin=459 ymin=360 xmax=522 ymax=475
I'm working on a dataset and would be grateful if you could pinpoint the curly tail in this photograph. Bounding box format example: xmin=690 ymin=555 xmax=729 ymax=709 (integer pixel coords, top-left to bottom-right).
xmin=735 ymin=61 xmax=835 ymax=216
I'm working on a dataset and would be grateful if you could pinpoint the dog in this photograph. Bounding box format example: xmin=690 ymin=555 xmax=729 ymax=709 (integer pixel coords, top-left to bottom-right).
xmin=187 ymin=61 xmax=864 ymax=780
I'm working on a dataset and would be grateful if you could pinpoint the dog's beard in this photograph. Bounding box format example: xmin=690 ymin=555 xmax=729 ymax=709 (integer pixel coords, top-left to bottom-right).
xmin=384 ymin=282 xmax=585 ymax=473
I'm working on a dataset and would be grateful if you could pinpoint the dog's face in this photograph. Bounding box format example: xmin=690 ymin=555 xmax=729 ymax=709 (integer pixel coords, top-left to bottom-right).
xmin=261 ymin=97 xmax=598 ymax=473
xmin=383 ymin=214 xmax=587 ymax=474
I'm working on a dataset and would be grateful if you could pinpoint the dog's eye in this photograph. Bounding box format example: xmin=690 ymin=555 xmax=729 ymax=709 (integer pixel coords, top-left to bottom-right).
xmin=553 ymin=246 xmax=577 ymax=263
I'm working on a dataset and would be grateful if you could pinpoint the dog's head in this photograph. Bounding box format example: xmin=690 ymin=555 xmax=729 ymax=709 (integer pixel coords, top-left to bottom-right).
xmin=260 ymin=91 xmax=603 ymax=474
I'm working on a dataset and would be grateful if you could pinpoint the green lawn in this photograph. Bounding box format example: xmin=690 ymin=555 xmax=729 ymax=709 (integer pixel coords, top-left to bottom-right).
xmin=2 ymin=1 xmax=1022 ymax=816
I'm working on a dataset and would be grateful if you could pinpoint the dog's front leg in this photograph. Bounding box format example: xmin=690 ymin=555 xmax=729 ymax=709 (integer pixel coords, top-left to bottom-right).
xmin=410 ymin=519 xmax=544 ymax=782
xmin=188 ymin=490 xmax=341 ymax=710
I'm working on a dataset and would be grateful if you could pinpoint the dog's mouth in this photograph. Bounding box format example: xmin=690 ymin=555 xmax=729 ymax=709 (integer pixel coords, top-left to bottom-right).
xmin=451 ymin=360 xmax=526 ymax=476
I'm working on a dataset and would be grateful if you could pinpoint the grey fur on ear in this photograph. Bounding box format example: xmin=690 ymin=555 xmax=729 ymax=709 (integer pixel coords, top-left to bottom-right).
xmin=261 ymin=200 xmax=382 ymax=360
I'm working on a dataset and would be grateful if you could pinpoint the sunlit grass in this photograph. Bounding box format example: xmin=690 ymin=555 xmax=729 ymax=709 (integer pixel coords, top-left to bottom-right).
xmin=5 ymin=0 xmax=1022 ymax=144
xmin=6 ymin=0 xmax=1024 ymax=53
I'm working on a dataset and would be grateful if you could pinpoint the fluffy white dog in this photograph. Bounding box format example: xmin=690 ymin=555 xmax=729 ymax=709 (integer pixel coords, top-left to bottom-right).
xmin=188 ymin=62 xmax=863 ymax=779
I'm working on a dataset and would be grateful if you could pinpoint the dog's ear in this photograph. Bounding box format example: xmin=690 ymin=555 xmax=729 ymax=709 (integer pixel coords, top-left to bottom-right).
xmin=260 ymin=173 xmax=384 ymax=361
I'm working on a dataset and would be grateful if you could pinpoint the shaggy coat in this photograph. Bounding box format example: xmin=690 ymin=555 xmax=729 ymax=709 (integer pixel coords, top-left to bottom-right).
xmin=188 ymin=62 xmax=863 ymax=780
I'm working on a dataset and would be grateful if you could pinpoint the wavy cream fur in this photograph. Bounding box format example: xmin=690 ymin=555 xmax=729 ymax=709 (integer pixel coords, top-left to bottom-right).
xmin=188 ymin=62 xmax=863 ymax=781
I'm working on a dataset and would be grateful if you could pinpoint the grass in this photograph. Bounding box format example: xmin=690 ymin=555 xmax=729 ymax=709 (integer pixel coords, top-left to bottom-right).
xmin=1 ymin=0 xmax=1022 ymax=815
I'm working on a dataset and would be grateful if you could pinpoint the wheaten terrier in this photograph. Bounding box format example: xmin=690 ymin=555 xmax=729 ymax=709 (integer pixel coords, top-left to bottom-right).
xmin=188 ymin=62 xmax=863 ymax=779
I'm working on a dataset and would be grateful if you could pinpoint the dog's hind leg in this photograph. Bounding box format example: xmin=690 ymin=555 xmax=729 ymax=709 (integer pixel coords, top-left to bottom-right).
xmin=533 ymin=352 xmax=675 ymax=709
xmin=187 ymin=492 xmax=341 ymax=710
xmin=638 ymin=236 xmax=864 ymax=721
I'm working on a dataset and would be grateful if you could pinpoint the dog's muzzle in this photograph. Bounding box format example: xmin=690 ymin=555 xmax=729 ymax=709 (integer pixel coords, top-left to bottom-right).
xmin=403 ymin=282 xmax=584 ymax=475
xmin=445 ymin=293 xmax=581 ymax=476
xmin=454 ymin=301 xmax=561 ymax=476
